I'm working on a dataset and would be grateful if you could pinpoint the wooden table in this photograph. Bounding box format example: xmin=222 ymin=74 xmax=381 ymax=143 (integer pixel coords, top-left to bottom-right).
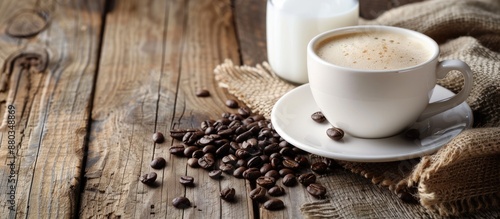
xmin=0 ymin=0 xmax=421 ymax=218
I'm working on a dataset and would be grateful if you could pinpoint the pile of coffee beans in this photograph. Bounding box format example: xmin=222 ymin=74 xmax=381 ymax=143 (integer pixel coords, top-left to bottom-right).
xmin=167 ymin=105 xmax=338 ymax=211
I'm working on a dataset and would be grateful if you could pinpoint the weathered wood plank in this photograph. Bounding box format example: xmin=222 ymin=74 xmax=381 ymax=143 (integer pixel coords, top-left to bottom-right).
xmin=82 ymin=0 xmax=248 ymax=218
xmin=0 ymin=0 xmax=103 ymax=218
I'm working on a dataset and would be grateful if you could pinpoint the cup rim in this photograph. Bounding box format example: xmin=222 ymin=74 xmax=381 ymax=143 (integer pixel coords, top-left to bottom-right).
xmin=307 ymin=25 xmax=440 ymax=73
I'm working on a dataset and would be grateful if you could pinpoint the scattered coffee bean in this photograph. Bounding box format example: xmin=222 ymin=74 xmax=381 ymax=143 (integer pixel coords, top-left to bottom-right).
xmin=260 ymin=163 xmax=273 ymax=175
xmin=220 ymin=188 xmax=236 ymax=201
xmin=282 ymin=159 xmax=300 ymax=170
xmin=311 ymin=162 xmax=329 ymax=175
xmin=298 ymin=173 xmax=316 ymax=186
xmin=278 ymin=168 xmax=294 ymax=177
xmin=150 ymin=157 xmax=167 ymax=169
xmin=192 ymin=150 xmax=204 ymax=159
xmin=184 ymin=146 xmax=198 ymax=158
xmin=169 ymin=145 xmax=186 ymax=156
xmin=311 ymin=111 xmax=326 ymax=123
xmin=172 ymin=196 xmax=191 ymax=209
xmin=268 ymin=185 xmax=285 ymax=196
xmin=187 ymin=158 xmax=199 ymax=168
xmin=326 ymin=127 xmax=344 ymax=141
xmin=249 ymin=187 xmax=267 ymax=203
xmin=202 ymin=145 xmax=217 ymax=154
xmin=225 ymin=99 xmax=239 ymax=108
xmin=233 ymin=166 xmax=247 ymax=178
xmin=208 ymin=169 xmax=223 ymax=179
xmin=139 ymin=172 xmax=157 ymax=185
xmin=196 ymin=89 xmax=210 ymax=97
xmin=243 ymin=168 xmax=261 ymax=181
xmin=180 ymin=176 xmax=194 ymax=186
xmin=170 ymin=129 xmax=187 ymax=140
xmin=282 ymin=173 xmax=297 ymax=187
xmin=152 ymin=132 xmax=165 ymax=143
xmin=247 ymin=156 xmax=263 ymax=168
xmin=219 ymin=163 xmax=235 ymax=174
xmin=306 ymin=183 xmax=326 ymax=198
xmin=265 ymin=170 xmax=280 ymax=180
xmin=198 ymin=153 xmax=215 ymax=169
xmin=256 ymin=176 xmax=276 ymax=189
xmin=263 ymin=198 xmax=285 ymax=210
xmin=405 ymin=128 xmax=420 ymax=140
xmin=238 ymin=107 xmax=252 ymax=118
xmin=295 ymin=155 xmax=310 ymax=167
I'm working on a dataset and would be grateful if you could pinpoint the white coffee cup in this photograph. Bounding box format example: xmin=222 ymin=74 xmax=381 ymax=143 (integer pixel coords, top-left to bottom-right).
xmin=307 ymin=25 xmax=473 ymax=138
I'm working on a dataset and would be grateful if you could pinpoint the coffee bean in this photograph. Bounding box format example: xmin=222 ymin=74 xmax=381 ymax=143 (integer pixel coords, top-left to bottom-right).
xmin=260 ymin=154 xmax=270 ymax=163
xmin=183 ymin=131 xmax=204 ymax=145
xmin=198 ymin=154 xmax=215 ymax=169
xmin=235 ymin=149 xmax=250 ymax=159
xmin=238 ymin=107 xmax=252 ymax=118
xmin=220 ymin=188 xmax=236 ymax=201
xmin=263 ymin=198 xmax=284 ymax=210
xmin=195 ymin=89 xmax=210 ymax=97
xmin=202 ymin=145 xmax=217 ymax=154
xmin=247 ymin=156 xmax=263 ymax=168
xmin=311 ymin=111 xmax=326 ymax=123
xmin=282 ymin=173 xmax=297 ymax=187
xmin=150 ymin=157 xmax=167 ymax=169
xmin=191 ymin=150 xmax=204 ymax=159
xmin=270 ymin=157 xmax=283 ymax=170
xmin=180 ymin=176 xmax=194 ymax=187
xmin=169 ymin=129 xmax=187 ymax=140
xmin=323 ymin=158 xmax=340 ymax=169
xmin=306 ymin=183 xmax=326 ymax=198
xmin=326 ymin=127 xmax=344 ymax=141
xmin=260 ymin=163 xmax=273 ymax=175
xmin=198 ymin=134 xmax=220 ymax=145
xmin=172 ymin=196 xmax=191 ymax=209
xmin=295 ymin=155 xmax=310 ymax=167
xmin=279 ymin=168 xmax=294 ymax=177
xmin=215 ymin=143 xmax=231 ymax=157
xmin=236 ymin=159 xmax=247 ymax=168
xmin=282 ymin=159 xmax=300 ymax=170
xmin=256 ymin=176 xmax=276 ymax=189
xmin=219 ymin=163 xmax=235 ymax=174
xmin=200 ymin=120 xmax=215 ymax=130
xmin=169 ymin=145 xmax=186 ymax=156
xmin=187 ymin=158 xmax=199 ymax=168
xmin=222 ymin=155 xmax=237 ymax=165
xmin=268 ymin=185 xmax=285 ymax=196
xmin=152 ymin=132 xmax=165 ymax=143
xmin=298 ymin=173 xmax=316 ymax=186
xmin=233 ymin=166 xmax=247 ymax=178
xmin=249 ymin=187 xmax=267 ymax=203
xmin=225 ymin=99 xmax=239 ymax=108
xmin=269 ymin=152 xmax=282 ymax=160
xmin=208 ymin=169 xmax=222 ymax=179
xmin=264 ymin=143 xmax=280 ymax=155
xmin=184 ymin=146 xmax=199 ymax=158
xmin=311 ymin=162 xmax=329 ymax=175
xmin=242 ymin=167 xmax=261 ymax=181
xmin=265 ymin=170 xmax=280 ymax=180
xmin=139 ymin=172 xmax=157 ymax=185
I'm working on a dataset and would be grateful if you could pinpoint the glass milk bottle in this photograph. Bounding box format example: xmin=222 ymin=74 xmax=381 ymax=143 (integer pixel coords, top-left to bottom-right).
xmin=267 ymin=0 xmax=359 ymax=84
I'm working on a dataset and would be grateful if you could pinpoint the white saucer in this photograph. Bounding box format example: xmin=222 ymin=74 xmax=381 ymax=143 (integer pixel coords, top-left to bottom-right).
xmin=271 ymin=84 xmax=473 ymax=162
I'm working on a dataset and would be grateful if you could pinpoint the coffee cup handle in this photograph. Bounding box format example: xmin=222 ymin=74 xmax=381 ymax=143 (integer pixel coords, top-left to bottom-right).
xmin=417 ymin=60 xmax=473 ymax=121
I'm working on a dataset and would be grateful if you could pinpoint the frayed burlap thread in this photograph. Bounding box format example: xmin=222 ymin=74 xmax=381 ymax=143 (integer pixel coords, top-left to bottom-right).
xmin=213 ymin=0 xmax=500 ymax=217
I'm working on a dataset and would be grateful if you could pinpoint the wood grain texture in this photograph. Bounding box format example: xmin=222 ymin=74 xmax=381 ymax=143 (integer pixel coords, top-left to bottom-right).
xmin=0 ymin=0 xmax=103 ymax=218
xmin=81 ymin=0 xmax=249 ymax=218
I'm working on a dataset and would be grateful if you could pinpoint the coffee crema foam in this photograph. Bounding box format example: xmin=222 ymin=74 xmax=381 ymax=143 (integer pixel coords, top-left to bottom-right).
xmin=315 ymin=31 xmax=432 ymax=70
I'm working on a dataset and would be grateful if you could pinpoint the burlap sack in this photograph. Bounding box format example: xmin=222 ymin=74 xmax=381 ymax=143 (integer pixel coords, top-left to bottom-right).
xmin=214 ymin=0 xmax=500 ymax=217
